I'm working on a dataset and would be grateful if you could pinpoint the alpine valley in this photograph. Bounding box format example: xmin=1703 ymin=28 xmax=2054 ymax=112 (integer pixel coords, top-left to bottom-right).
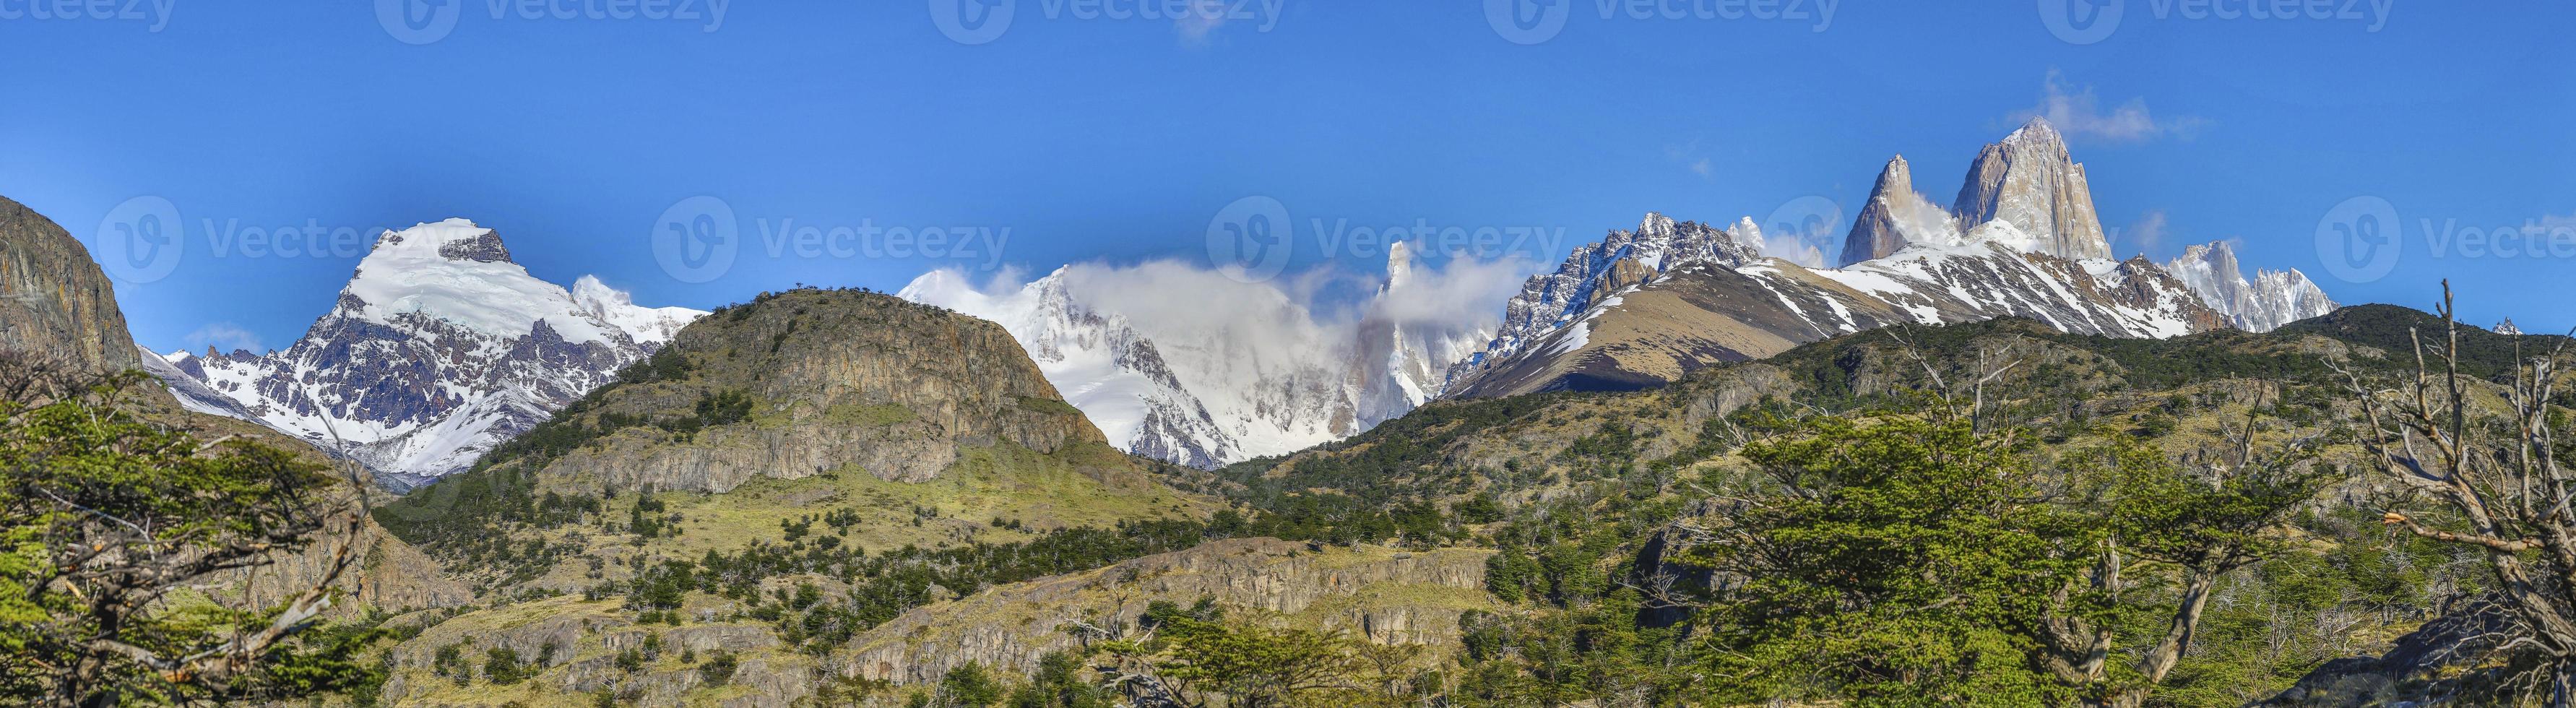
xmin=13 ymin=118 xmax=2523 ymax=708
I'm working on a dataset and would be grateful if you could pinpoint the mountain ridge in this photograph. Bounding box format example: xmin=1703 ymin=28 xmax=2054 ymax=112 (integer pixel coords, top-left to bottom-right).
xmin=152 ymin=219 xmax=706 ymax=490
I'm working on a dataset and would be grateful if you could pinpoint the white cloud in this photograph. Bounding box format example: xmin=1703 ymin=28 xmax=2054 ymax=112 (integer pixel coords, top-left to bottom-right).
xmin=2013 ymin=70 xmax=2209 ymax=142
xmin=1175 ymin=0 xmax=1228 ymax=45
xmin=2114 ymin=210 xmax=2171 ymax=256
xmin=1663 ymin=139 xmax=1719 ymax=180
xmin=183 ymin=322 xmax=264 ymax=355
xmin=1759 ymin=230 xmax=1828 ymax=269
xmin=913 ymin=249 xmax=1531 ymax=377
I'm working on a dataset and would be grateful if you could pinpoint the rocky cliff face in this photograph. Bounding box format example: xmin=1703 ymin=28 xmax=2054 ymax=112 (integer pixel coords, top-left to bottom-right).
xmin=0 ymin=195 xmax=469 ymax=623
xmin=1951 ymin=117 xmax=2114 ymax=261
xmin=837 ymin=538 xmax=1495 ymax=686
xmin=0 ymin=196 xmax=141 ymax=372
xmin=1840 ymin=155 xmax=1966 ymax=266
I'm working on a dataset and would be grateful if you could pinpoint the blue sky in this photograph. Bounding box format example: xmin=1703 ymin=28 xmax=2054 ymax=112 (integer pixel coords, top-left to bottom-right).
xmin=3 ymin=1 xmax=2568 ymax=353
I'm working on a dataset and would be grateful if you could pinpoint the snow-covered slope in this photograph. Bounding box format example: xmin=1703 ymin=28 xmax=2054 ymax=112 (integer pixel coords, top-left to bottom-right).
xmin=152 ymin=220 xmax=706 ymax=491
xmin=1444 ymin=118 xmax=2264 ymax=398
xmin=902 ymin=244 xmax=1490 ymax=468
xmin=2164 ymin=241 xmax=2338 ymax=332
xmin=1443 ymin=219 xmax=2226 ymax=397
xmin=1443 ymin=212 xmax=1764 ymax=385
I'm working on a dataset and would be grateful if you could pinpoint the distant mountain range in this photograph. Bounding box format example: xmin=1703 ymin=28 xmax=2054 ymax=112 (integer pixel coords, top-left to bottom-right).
xmin=1440 ymin=117 xmax=2336 ymax=398
xmin=899 ymin=242 xmax=1485 ymax=468
xmin=127 ymin=120 xmax=2335 ymax=477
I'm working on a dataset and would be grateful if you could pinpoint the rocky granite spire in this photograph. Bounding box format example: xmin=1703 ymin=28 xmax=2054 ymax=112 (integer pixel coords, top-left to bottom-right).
xmin=1953 ymin=117 xmax=2114 ymax=262
xmin=1840 ymin=155 xmax=1916 ymax=266
xmin=2164 ymin=240 xmax=2338 ymax=332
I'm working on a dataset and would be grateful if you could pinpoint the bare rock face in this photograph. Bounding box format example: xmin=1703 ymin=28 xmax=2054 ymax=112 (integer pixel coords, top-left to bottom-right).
xmin=836 ymin=538 xmax=1495 ymax=686
xmin=1841 ymin=155 xmax=1923 ymax=266
xmin=531 ymin=289 xmax=1115 ymax=496
xmin=1951 ymin=117 xmax=2114 ymax=262
xmin=0 ymin=196 xmax=140 ymax=372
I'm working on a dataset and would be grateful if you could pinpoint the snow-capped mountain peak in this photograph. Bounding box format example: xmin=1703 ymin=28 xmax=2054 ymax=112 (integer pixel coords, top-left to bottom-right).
xmin=2164 ymin=240 xmax=2337 ymax=332
xmin=904 ymin=249 xmax=1495 ymax=468
xmin=150 ymin=220 xmax=706 ymax=491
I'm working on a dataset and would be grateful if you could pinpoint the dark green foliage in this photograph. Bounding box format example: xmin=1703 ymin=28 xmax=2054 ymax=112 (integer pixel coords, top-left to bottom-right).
xmin=700 ymin=652 xmax=738 ymax=687
xmin=935 ymin=662 xmax=1003 ymax=707
xmin=0 ymin=366 xmax=377 ymax=705
xmin=483 ymin=647 xmax=529 ymax=686
xmin=2275 ymin=303 xmax=2569 ymax=381
xmin=692 ymin=389 xmax=753 ymax=428
xmin=618 ymin=345 xmax=695 ymax=384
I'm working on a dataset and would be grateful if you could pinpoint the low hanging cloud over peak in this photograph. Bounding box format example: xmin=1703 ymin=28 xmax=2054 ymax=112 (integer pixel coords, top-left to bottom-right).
xmin=2011 ymin=70 xmax=2210 ymax=143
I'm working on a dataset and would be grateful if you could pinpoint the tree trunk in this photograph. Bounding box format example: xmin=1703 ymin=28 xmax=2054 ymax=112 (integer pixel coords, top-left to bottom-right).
xmin=2138 ymin=571 xmax=2218 ymax=686
xmin=2554 ymin=657 xmax=2575 ymax=708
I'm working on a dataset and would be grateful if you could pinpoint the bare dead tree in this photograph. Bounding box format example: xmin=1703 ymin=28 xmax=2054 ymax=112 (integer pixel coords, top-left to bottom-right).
xmin=1884 ymin=325 xmax=2026 ymax=432
xmin=2333 ymin=281 xmax=2576 ymax=704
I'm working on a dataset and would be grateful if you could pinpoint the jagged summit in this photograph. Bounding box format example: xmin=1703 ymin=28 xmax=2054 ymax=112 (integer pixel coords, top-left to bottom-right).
xmin=1841 ymin=154 xmax=1966 ymax=267
xmin=1953 ymin=115 xmax=2114 ymax=262
xmin=2164 ymin=240 xmax=2337 ymax=332
xmin=150 ymin=219 xmax=707 ymax=490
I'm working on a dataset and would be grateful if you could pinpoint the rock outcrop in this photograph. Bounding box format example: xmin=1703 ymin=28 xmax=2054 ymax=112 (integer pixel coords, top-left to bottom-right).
xmin=0 ymin=195 xmax=141 ymax=372
xmin=527 ymin=288 xmax=1118 ymax=495
xmin=1952 ymin=117 xmax=2114 ymax=262
xmin=2264 ymin=596 xmax=2523 ymax=707
xmin=1840 ymin=155 xmax=1963 ymax=266
xmin=837 ymin=538 xmax=1495 ymax=686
